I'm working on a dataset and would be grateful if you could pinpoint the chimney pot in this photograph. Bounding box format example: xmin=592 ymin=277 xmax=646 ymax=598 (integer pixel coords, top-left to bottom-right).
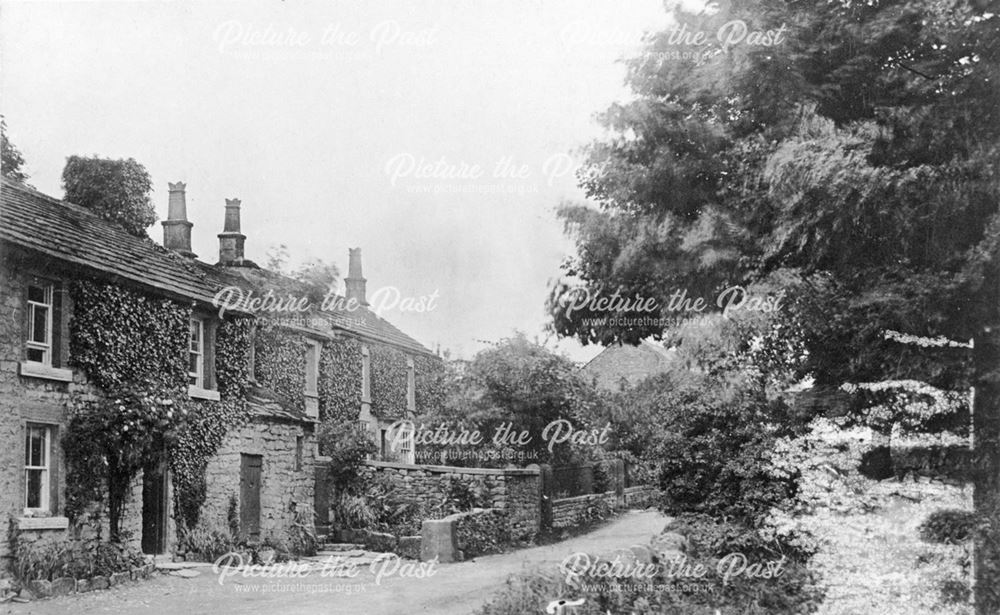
xmin=162 ymin=181 xmax=196 ymax=257
xmin=345 ymin=248 xmax=368 ymax=306
xmin=218 ymin=198 xmax=247 ymax=265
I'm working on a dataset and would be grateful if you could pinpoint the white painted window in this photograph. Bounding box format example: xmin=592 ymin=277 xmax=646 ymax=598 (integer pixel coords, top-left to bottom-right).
xmin=398 ymin=424 xmax=414 ymax=464
xmin=24 ymin=424 xmax=51 ymax=513
xmin=189 ymin=317 xmax=205 ymax=387
xmin=361 ymin=345 xmax=371 ymax=402
xmin=26 ymin=283 xmax=53 ymax=365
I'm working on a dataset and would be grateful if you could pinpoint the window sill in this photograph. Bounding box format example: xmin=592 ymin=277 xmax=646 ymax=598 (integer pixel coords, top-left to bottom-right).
xmin=18 ymin=516 xmax=69 ymax=531
xmin=19 ymin=361 xmax=73 ymax=383
xmin=188 ymin=385 xmax=220 ymax=401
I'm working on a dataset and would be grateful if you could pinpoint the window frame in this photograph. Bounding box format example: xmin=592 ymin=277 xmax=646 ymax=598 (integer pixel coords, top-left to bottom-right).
xmin=23 ymin=423 xmax=52 ymax=514
xmin=189 ymin=316 xmax=205 ymax=388
xmin=25 ymin=283 xmax=54 ymax=366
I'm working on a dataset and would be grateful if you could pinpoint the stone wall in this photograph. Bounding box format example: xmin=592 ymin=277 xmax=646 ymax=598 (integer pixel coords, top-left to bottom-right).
xmin=550 ymin=486 xmax=661 ymax=528
xmin=356 ymin=461 xmax=542 ymax=541
xmin=200 ymin=418 xmax=316 ymax=543
xmin=551 ymin=492 xmax=618 ymax=528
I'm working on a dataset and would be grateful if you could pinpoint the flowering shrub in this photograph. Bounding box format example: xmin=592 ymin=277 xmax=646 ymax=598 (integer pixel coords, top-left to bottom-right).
xmin=64 ymin=387 xmax=191 ymax=537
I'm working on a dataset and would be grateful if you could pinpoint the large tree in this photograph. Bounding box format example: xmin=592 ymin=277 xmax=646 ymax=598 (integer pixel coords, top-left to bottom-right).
xmin=62 ymin=155 xmax=156 ymax=237
xmin=547 ymin=1 xmax=1000 ymax=610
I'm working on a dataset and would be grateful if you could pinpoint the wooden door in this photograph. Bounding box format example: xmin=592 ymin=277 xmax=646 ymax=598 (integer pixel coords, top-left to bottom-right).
xmin=141 ymin=454 xmax=169 ymax=554
xmin=240 ymin=454 xmax=262 ymax=541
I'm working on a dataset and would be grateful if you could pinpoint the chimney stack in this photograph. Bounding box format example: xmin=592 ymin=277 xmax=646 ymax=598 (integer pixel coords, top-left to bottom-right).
xmin=162 ymin=182 xmax=195 ymax=257
xmin=345 ymin=248 xmax=368 ymax=306
xmin=217 ymin=198 xmax=247 ymax=265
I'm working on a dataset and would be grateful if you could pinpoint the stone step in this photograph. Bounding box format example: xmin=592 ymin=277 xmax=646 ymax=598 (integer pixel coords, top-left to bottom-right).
xmin=315 ymin=549 xmax=366 ymax=558
xmin=322 ymin=543 xmax=367 ymax=552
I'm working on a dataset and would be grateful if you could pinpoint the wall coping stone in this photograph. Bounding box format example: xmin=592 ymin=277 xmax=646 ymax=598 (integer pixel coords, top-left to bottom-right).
xmin=365 ymin=460 xmax=539 ymax=476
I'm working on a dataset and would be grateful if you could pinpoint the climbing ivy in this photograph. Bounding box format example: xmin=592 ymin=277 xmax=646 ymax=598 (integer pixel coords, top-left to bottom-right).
xmin=65 ymin=280 xmax=252 ymax=538
xmin=253 ymin=320 xmax=306 ymax=413
xmin=370 ymin=344 xmax=408 ymax=418
xmin=69 ymin=280 xmax=189 ymax=390
xmin=318 ymin=335 xmax=362 ymax=424
xmin=170 ymin=317 xmax=253 ymax=529
xmin=414 ymin=353 xmax=447 ymax=414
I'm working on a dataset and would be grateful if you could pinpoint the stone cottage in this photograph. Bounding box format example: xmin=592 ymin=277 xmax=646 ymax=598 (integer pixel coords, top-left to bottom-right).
xmin=0 ymin=177 xmax=439 ymax=572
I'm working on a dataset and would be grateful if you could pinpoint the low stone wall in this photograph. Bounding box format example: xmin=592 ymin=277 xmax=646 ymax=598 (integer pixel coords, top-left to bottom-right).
xmin=14 ymin=561 xmax=156 ymax=601
xmin=360 ymin=461 xmax=541 ymax=541
xmin=551 ymin=492 xmax=618 ymax=528
xmin=551 ymin=486 xmax=660 ymax=528
xmin=624 ymin=485 xmax=660 ymax=509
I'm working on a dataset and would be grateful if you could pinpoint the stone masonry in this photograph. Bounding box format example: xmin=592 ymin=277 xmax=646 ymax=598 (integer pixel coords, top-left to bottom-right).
xmin=200 ymin=418 xmax=316 ymax=542
xmin=358 ymin=461 xmax=542 ymax=541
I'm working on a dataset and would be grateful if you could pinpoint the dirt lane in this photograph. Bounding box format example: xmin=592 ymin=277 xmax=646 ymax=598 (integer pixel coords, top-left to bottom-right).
xmin=2 ymin=510 xmax=667 ymax=615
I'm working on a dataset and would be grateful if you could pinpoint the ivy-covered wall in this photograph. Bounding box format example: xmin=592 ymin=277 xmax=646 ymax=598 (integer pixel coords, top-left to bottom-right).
xmin=69 ymin=281 xmax=189 ymax=390
xmin=65 ymin=280 xmax=255 ymax=541
xmin=414 ymin=354 xmax=447 ymax=413
xmin=253 ymin=322 xmax=307 ymax=413
xmin=370 ymin=344 xmax=409 ymax=419
xmin=318 ymin=335 xmax=362 ymax=424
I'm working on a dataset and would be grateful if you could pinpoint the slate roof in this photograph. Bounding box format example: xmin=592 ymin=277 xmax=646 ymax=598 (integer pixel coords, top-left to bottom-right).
xmin=0 ymin=178 xmax=434 ymax=357
xmin=1 ymin=178 xmax=223 ymax=306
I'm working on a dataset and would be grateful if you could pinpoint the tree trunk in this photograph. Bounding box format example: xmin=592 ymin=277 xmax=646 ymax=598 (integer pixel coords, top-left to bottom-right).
xmin=973 ymin=324 xmax=1000 ymax=615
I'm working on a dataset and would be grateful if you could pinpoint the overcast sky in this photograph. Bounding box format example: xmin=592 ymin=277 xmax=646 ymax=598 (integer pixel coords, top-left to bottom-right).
xmin=1 ymin=0 xmax=670 ymax=361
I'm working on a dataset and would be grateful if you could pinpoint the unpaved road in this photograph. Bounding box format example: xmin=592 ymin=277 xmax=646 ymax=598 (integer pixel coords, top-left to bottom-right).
xmin=3 ymin=510 xmax=667 ymax=615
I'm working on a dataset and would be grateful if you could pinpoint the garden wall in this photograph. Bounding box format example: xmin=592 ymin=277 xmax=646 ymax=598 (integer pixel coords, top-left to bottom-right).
xmin=358 ymin=461 xmax=542 ymax=541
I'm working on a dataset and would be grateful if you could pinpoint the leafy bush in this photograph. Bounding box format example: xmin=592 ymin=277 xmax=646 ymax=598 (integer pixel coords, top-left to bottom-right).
xmin=177 ymin=523 xmax=239 ymax=562
xmin=456 ymin=509 xmax=511 ymax=558
xmin=318 ymin=420 xmax=377 ymax=489
xmin=287 ymin=504 xmax=319 ymax=557
xmin=12 ymin=538 xmax=145 ymax=583
xmin=651 ymin=373 xmax=808 ymax=525
xmin=918 ymin=508 xmax=979 ymax=544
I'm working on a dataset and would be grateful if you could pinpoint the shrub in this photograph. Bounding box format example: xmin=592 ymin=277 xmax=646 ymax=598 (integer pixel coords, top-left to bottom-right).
xmin=652 ymin=374 xmax=807 ymax=525
xmin=318 ymin=420 xmax=377 ymax=489
xmin=287 ymin=504 xmax=319 ymax=557
xmin=456 ymin=509 xmax=511 ymax=558
xmin=11 ymin=538 xmax=145 ymax=583
xmin=918 ymin=508 xmax=980 ymax=544
xmin=177 ymin=523 xmax=239 ymax=562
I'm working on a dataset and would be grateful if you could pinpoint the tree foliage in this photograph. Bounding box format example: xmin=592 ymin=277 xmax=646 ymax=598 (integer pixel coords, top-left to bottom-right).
xmin=1 ymin=117 xmax=29 ymax=183
xmin=62 ymin=155 xmax=156 ymax=237
xmin=418 ymin=334 xmax=606 ymax=465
